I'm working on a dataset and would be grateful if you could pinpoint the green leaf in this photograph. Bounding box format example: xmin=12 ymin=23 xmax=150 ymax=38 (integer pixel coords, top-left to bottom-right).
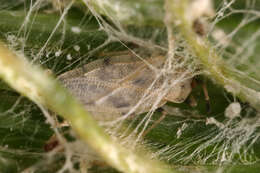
xmin=0 ymin=1 xmax=259 ymax=173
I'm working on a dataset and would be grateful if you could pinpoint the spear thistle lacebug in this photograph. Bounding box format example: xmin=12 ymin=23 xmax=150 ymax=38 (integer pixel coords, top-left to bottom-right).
xmin=58 ymin=52 xmax=193 ymax=121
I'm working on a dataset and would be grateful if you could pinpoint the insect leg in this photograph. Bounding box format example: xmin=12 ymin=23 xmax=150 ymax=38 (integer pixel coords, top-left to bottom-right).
xmin=191 ymin=77 xmax=211 ymax=112
xmin=187 ymin=78 xmax=198 ymax=107
xmin=202 ymin=79 xmax=211 ymax=113
xmin=141 ymin=109 xmax=167 ymax=138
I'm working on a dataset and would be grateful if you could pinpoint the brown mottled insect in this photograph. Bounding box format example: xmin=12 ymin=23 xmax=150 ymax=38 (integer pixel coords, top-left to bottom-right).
xmin=58 ymin=53 xmax=192 ymax=121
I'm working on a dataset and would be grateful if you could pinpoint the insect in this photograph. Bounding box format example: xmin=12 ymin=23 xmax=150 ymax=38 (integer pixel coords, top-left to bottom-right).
xmin=58 ymin=52 xmax=192 ymax=121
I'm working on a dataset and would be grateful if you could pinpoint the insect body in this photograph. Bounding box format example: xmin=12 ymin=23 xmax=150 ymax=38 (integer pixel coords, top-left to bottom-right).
xmin=58 ymin=54 xmax=192 ymax=121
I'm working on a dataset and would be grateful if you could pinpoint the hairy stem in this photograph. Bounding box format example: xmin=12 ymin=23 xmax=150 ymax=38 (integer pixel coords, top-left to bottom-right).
xmin=0 ymin=42 xmax=176 ymax=173
xmin=170 ymin=0 xmax=260 ymax=111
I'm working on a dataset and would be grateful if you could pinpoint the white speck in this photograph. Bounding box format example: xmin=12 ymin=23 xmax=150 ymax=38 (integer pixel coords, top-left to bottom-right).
xmin=188 ymin=0 xmax=215 ymax=22
xmin=87 ymin=45 xmax=91 ymax=50
xmin=71 ymin=26 xmax=81 ymax=34
xmin=66 ymin=54 xmax=72 ymax=60
xmin=55 ymin=50 xmax=62 ymax=57
xmin=73 ymin=45 xmax=80 ymax=52
xmin=225 ymin=102 xmax=241 ymax=119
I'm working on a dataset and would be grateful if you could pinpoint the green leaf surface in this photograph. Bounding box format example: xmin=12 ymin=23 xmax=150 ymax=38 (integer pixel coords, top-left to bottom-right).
xmin=0 ymin=1 xmax=259 ymax=173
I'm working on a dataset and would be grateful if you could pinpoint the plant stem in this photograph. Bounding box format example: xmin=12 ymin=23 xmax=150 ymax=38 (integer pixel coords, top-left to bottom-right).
xmin=170 ymin=0 xmax=260 ymax=111
xmin=0 ymin=42 xmax=177 ymax=173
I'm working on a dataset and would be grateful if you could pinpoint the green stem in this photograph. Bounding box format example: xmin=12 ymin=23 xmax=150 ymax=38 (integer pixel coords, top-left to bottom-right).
xmin=0 ymin=42 xmax=177 ymax=173
xmin=171 ymin=0 xmax=260 ymax=111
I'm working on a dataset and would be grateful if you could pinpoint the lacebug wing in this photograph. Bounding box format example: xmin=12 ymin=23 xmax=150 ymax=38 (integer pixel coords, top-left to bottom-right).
xmin=58 ymin=53 xmax=192 ymax=121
